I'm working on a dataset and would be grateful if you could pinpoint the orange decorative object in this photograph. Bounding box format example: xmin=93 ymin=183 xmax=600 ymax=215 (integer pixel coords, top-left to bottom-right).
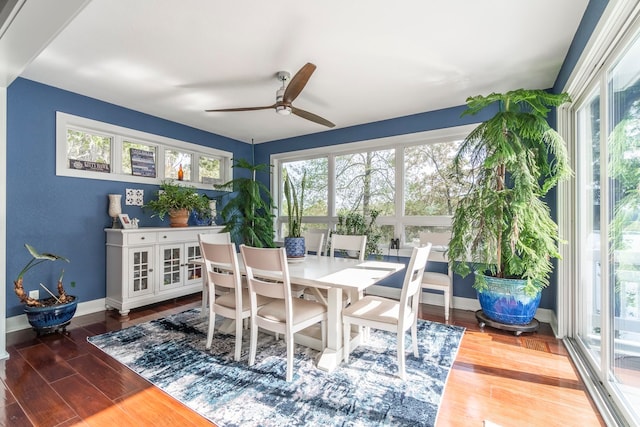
xmin=178 ymin=164 xmax=184 ymax=180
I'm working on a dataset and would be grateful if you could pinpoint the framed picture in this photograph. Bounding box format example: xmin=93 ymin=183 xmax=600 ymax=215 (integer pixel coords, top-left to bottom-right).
xmin=118 ymin=213 xmax=133 ymax=229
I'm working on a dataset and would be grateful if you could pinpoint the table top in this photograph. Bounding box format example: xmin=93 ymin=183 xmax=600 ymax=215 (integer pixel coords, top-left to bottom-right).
xmin=281 ymin=256 xmax=405 ymax=291
xmin=195 ymin=254 xmax=405 ymax=291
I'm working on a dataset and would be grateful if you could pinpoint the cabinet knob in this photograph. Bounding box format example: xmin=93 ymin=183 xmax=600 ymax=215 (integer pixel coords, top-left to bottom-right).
xmin=149 ymin=268 xmax=153 ymax=272
xmin=163 ymin=235 xmax=167 ymax=239
xmin=140 ymin=236 xmax=145 ymax=240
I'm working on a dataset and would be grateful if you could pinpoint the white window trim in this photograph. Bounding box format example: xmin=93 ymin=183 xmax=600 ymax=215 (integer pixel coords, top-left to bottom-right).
xmin=271 ymin=123 xmax=478 ymax=249
xmin=56 ymin=112 xmax=232 ymax=189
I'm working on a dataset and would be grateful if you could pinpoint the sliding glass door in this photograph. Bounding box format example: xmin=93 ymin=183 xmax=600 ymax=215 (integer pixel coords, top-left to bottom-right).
xmin=573 ymin=27 xmax=640 ymax=425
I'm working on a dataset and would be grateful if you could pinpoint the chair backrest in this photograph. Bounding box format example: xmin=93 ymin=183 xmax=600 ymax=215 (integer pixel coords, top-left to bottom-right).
xmin=398 ymin=244 xmax=432 ymax=324
xmin=240 ymin=245 xmax=292 ymax=307
xmin=330 ymin=234 xmax=367 ymax=261
xmin=199 ymin=241 xmax=242 ymax=294
xmin=303 ymin=231 xmax=325 ymax=255
xmin=199 ymin=231 xmax=231 ymax=244
xmin=419 ymin=231 xmax=450 ymax=262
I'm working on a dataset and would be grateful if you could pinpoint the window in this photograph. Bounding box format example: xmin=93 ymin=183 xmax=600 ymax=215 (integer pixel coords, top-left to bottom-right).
xmin=165 ymin=149 xmax=192 ymax=181
xmin=122 ymin=140 xmax=156 ymax=176
xmin=66 ymin=128 xmax=112 ymax=173
xmin=336 ymin=149 xmax=395 ymax=215
xmin=56 ymin=112 xmax=232 ymax=187
xmin=198 ymin=154 xmax=222 ymax=184
xmin=272 ymin=124 xmax=477 ymax=249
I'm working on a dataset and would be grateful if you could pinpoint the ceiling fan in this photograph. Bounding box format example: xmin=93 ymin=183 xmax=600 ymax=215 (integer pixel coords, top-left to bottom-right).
xmin=205 ymin=63 xmax=335 ymax=128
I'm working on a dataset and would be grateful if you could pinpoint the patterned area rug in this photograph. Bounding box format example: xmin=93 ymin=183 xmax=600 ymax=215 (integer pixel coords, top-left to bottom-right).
xmin=88 ymin=308 xmax=465 ymax=426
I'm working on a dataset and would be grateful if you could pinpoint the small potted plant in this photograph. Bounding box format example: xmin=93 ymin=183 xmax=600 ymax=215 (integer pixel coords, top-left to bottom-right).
xmin=447 ymin=89 xmax=572 ymax=328
xmin=145 ymin=180 xmax=209 ymax=227
xmin=13 ymin=244 xmax=76 ymax=335
xmin=190 ymin=194 xmax=215 ymax=226
xmin=283 ymin=167 xmax=306 ymax=258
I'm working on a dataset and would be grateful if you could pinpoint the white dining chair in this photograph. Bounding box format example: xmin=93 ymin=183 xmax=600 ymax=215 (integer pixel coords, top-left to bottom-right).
xmin=330 ymin=234 xmax=367 ymax=261
xmin=198 ymin=232 xmax=232 ymax=312
xmin=419 ymin=231 xmax=453 ymax=321
xmin=199 ymin=241 xmax=271 ymax=361
xmin=303 ymin=230 xmax=325 ymax=256
xmin=342 ymin=244 xmax=431 ymax=380
xmin=240 ymin=244 xmax=328 ymax=382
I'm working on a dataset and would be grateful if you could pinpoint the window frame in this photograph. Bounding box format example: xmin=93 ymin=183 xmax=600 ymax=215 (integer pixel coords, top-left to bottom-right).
xmin=56 ymin=112 xmax=232 ymax=188
xmin=271 ymin=123 xmax=477 ymax=251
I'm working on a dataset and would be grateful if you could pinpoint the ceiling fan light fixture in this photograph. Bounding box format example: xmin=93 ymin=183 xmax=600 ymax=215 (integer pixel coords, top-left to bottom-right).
xmin=276 ymin=105 xmax=292 ymax=115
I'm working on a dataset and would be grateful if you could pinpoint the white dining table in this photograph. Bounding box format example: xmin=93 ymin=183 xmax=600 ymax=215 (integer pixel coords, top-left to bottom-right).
xmin=195 ymin=254 xmax=405 ymax=372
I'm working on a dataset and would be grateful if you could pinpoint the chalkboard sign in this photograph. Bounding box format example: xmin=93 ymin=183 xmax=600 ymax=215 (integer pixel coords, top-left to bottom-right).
xmin=130 ymin=148 xmax=156 ymax=177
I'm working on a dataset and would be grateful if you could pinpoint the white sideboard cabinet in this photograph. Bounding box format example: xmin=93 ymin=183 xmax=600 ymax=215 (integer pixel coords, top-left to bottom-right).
xmin=105 ymin=226 xmax=224 ymax=315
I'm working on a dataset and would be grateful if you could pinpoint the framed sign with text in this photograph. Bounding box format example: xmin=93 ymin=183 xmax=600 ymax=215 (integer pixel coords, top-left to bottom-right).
xmin=130 ymin=148 xmax=156 ymax=178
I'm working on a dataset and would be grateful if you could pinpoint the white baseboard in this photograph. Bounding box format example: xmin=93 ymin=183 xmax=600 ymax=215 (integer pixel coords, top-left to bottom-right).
xmin=6 ymin=298 xmax=106 ymax=333
xmin=366 ymin=285 xmax=556 ymax=325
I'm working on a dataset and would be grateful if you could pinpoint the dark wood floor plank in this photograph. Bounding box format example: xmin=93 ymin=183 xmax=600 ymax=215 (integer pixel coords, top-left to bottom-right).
xmin=0 ymin=402 xmax=34 ymax=427
xmin=17 ymin=343 xmax=76 ymax=383
xmin=50 ymin=374 xmax=136 ymax=425
xmin=66 ymin=353 xmax=149 ymax=401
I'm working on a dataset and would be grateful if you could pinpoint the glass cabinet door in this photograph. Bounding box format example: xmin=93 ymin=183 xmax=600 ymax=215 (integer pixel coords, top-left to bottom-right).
xmin=160 ymin=245 xmax=183 ymax=290
xmin=128 ymin=247 xmax=154 ymax=298
xmin=185 ymin=243 xmax=203 ymax=286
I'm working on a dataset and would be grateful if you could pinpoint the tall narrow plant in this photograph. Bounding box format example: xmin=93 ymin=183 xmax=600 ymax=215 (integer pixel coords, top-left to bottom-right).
xmin=283 ymin=168 xmax=306 ymax=237
xmin=215 ymin=158 xmax=275 ymax=247
xmin=448 ymin=89 xmax=572 ymax=295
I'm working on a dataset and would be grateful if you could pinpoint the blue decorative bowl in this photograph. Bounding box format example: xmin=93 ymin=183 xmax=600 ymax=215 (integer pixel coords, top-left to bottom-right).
xmin=476 ymin=275 xmax=541 ymax=325
xmin=24 ymin=297 xmax=78 ymax=334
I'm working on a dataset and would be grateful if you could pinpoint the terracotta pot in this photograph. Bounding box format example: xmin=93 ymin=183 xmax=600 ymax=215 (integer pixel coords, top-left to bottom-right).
xmin=169 ymin=208 xmax=189 ymax=227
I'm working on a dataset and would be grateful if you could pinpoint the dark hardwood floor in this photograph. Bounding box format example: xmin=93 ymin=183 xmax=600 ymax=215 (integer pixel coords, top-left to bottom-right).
xmin=1 ymin=294 xmax=605 ymax=426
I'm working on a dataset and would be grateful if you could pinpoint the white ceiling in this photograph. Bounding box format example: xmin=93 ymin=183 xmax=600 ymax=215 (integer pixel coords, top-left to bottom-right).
xmin=15 ymin=0 xmax=589 ymax=143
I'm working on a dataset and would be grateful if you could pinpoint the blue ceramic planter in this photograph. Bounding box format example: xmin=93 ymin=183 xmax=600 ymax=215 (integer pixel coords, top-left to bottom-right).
xmin=24 ymin=297 xmax=78 ymax=334
xmin=284 ymin=237 xmax=306 ymax=258
xmin=476 ymin=275 xmax=541 ymax=325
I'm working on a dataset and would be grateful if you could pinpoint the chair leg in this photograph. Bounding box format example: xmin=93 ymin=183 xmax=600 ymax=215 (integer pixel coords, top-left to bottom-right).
xmin=343 ymin=319 xmax=351 ymax=363
xmin=444 ymin=288 xmax=451 ymax=321
xmin=411 ymin=320 xmax=419 ymax=358
xmin=397 ymin=331 xmax=406 ymax=380
xmin=234 ymin=316 xmax=243 ymax=361
xmin=206 ymin=308 xmax=215 ymax=349
xmin=249 ymin=317 xmax=258 ymax=366
xmin=321 ymin=319 xmax=326 ymax=349
xmin=286 ymin=331 xmax=294 ymax=382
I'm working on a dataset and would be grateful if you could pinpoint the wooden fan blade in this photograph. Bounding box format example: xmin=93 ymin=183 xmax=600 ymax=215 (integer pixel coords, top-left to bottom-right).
xmin=283 ymin=63 xmax=316 ymax=104
xmin=291 ymin=107 xmax=335 ymax=128
xmin=205 ymin=104 xmax=275 ymax=112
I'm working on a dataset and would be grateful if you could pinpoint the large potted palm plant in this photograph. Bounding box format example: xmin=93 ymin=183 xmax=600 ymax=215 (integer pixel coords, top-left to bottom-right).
xmin=448 ymin=89 xmax=572 ymax=329
xmin=215 ymin=158 xmax=275 ymax=247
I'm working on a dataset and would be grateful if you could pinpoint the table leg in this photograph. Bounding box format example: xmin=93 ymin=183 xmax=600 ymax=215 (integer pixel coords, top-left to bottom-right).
xmin=316 ymin=287 xmax=344 ymax=372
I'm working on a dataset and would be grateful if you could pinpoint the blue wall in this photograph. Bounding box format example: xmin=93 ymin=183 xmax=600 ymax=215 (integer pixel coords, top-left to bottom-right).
xmin=5 ymin=78 xmax=248 ymax=317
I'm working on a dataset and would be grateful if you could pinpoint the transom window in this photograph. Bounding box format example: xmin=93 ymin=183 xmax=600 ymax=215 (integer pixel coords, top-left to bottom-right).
xmin=56 ymin=112 xmax=231 ymax=188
